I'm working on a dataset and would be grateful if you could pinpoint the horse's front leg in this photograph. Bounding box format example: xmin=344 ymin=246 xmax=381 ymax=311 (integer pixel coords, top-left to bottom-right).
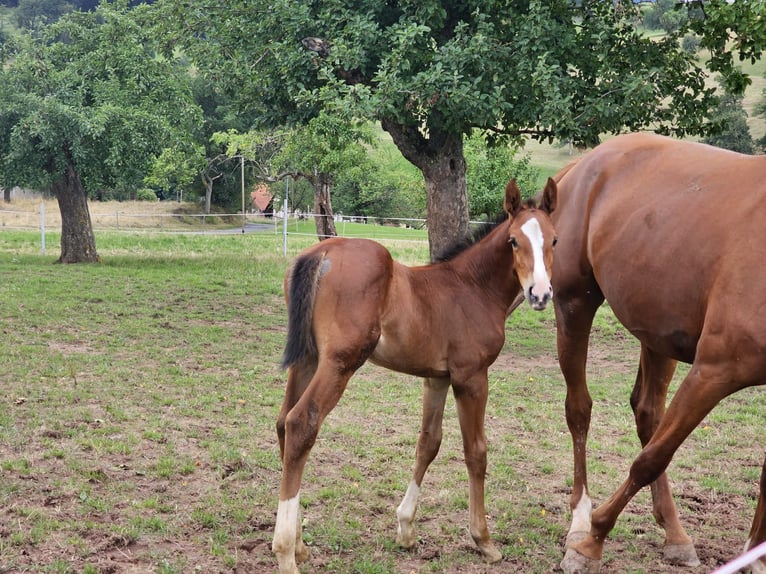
xmin=452 ymin=371 xmax=502 ymax=563
xmin=555 ymin=289 xmax=602 ymax=547
xmin=397 ymin=376 xmax=450 ymax=549
xmin=273 ymin=361 xmax=355 ymax=574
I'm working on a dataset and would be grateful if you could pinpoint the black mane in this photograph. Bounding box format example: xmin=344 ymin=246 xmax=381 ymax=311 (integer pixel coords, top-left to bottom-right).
xmin=432 ymin=212 xmax=508 ymax=263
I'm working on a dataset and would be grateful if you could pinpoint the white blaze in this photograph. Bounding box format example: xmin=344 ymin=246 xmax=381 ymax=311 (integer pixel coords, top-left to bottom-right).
xmin=520 ymin=217 xmax=551 ymax=303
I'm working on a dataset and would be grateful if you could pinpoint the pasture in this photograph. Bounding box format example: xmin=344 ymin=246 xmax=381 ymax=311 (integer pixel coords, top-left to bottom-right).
xmin=0 ymin=226 xmax=764 ymax=573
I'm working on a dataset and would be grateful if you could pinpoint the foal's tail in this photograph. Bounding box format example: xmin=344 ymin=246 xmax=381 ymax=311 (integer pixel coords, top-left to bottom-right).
xmin=281 ymin=252 xmax=324 ymax=369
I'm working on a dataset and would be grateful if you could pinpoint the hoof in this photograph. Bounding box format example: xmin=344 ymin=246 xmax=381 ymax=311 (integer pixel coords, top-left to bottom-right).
xmin=565 ymin=530 xmax=589 ymax=548
xmin=295 ymin=541 xmax=310 ymax=564
xmin=478 ymin=541 xmax=503 ymax=564
xmin=743 ymin=558 xmax=766 ymax=574
xmin=663 ymin=543 xmax=700 ymax=567
xmin=560 ymin=547 xmax=602 ymax=574
xmin=396 ymin=526 xmax=417 ymax=549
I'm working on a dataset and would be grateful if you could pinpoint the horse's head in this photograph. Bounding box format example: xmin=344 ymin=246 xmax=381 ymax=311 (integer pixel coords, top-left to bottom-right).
xmin=504 ymin=178 xmax=558 ymax=311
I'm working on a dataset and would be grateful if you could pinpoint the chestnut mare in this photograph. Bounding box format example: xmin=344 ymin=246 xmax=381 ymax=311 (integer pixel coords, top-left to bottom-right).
xmin=552 ymin=133 xmax=766 ymax=573
xmin=272 ymin=179 xmax=558 ymax=573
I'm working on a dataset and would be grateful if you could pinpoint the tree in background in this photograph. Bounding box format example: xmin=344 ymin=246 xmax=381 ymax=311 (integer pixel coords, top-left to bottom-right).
xmin=153 ymin=0 xmax=743 ymax=256
xmin=0 ymin=1 xmax=201 ymax=262
xmin=214 ymin=113 xmax=375 ymax=240
xmin=464 ymin=132 xmax=539 ymax=221
xmin=703 ymin=91 xmax=754 ymax=155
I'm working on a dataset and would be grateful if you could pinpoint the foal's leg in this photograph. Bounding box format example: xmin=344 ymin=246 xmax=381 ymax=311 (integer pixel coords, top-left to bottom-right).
xmin=274 ymin=358 xmax=317 ymax=566
xmin=555 ymin=288 xmax=603 ymax=546
xmin=744 ymin=455 xmax=766 ymax=574
xmin=272 ymin=359 xmax=358 ymax=574
xmin=453 ymin=371 xmax=502 ymax=563
xmin=561 ymin=363 xmax=737 ymax=574
xmin=396 ymin=376 xmax=450 ymax=550
xmin=631 ymin=346 xmax=698 ymax=566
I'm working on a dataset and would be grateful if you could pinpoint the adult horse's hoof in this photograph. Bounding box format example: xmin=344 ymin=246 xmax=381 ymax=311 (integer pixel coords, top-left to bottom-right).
xmin=560 ymin=547 xmax=602 ymax=574
xmin=663 ymin=543 xmax=699 ymax=567
xmin=295 ymin=541 xmax=310 ymax=563
xmin=477 ymin=540 xmax=503 ymax=564
xmin=396 ymin=523 xmax=417 ymax=549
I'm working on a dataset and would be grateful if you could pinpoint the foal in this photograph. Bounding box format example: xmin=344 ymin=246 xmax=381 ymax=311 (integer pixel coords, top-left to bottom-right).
xmin=273 ymin=179 xmax=558 ymax=574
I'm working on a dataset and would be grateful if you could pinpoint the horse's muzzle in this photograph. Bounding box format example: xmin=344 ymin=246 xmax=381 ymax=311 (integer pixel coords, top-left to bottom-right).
xmin=528 ymin=286 xmax=553 ymax=311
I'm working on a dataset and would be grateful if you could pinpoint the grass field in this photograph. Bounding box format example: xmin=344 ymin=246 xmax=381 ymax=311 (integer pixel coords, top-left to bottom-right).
xmin=1 ymin=227 xmax=765 ymax=573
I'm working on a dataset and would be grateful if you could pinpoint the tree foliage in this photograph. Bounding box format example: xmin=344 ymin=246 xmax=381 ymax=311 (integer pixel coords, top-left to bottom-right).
xmin=464 ymin=132 xmax=539 ymax=220
xmin=703 ymin=92 xmax=754 ymax=154
xmin=0 ymin=0 xmax=201 ymax=261
xmin=153 ymin=0 xmax=748 ymax=254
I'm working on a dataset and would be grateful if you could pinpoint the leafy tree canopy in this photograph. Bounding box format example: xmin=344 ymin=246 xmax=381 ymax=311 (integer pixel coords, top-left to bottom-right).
xmin=152 ymin=0 xmax=766 ymax=253
xmin=0 ymin=0 xmax=202 ymax=260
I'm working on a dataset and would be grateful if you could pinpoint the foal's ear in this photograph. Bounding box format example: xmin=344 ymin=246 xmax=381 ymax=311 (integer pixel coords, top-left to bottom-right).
xmin=540 ymin=177 xmax=557 ymax=214
xmin=504 ymin=179 xmax=521 ymax=216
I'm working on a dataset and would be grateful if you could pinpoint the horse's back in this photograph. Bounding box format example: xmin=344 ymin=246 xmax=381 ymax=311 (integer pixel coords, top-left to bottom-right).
xmin=553 ymin=133 xmax=766 ymax=364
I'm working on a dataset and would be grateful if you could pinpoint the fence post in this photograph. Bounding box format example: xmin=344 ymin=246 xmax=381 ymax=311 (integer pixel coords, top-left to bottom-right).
xmin=40 ymin=202 xmax=46 ymax=255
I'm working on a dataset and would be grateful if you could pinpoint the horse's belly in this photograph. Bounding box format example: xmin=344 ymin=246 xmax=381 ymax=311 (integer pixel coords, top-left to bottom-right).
xmin=369 ymin=334 xmax=449 ymax=379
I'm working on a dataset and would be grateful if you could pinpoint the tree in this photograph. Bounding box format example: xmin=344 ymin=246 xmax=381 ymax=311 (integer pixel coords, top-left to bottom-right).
xmin=154 ymin=0 xmax=759 ymax=256
xmin=464 ymin=132 xmax=539 ymax=220
xmin=0 ymin=1 xmax=201 ymax=262
xmin=702 ymin=92 xmax=754 ymax=154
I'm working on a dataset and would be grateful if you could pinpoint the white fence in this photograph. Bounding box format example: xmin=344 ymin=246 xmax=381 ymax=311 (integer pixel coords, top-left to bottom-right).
xmin=711 ymin=541 xmax=766 ymax=574
xmin=0 ymin=203 xmax=432 ymax=255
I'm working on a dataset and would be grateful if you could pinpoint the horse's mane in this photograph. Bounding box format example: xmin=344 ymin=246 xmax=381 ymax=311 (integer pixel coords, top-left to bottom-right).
xmin=432 ymin=211 xmax=510 ymax=263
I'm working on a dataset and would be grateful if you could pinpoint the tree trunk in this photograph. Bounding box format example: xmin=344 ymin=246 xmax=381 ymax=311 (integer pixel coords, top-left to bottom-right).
xmin=54 ymin=164 xmax=100 ymax=263
xmin=381 ymin=117 xmax=468 ymax=258
xmin=313 ymin=170 xmax=337 ymax=241
xmin=3 ymin=187 xmax=9 ymax=203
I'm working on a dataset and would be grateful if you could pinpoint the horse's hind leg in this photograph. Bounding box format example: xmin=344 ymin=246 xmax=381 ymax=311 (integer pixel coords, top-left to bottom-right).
xmin=631 ymin=345 xmax=698 ymax=567
xmin=274 ymin=358 xmax=316 ymax=568
xmin=397 ymin=376 xmax=450 ymax=550
xmin=272 ymin=359 xmax=357 ymax=574
xmin=453 ymin=371 xmax=502 ymax=563
xmin=743 ymin=455 xmax=766 ymax=573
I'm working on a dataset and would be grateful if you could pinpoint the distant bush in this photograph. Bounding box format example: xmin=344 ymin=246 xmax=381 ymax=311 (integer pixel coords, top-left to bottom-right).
xmin=681 ymin=34 xmax=700 ymax=55
xmin=136 ymin=188 xmax=159 ymax=202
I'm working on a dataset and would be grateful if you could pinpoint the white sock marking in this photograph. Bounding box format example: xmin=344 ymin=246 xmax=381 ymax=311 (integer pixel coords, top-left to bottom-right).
xmin=569 ymin=493 xmax=592 ymax=535
xmin=273 ymin=494 xmax=300 ymax=554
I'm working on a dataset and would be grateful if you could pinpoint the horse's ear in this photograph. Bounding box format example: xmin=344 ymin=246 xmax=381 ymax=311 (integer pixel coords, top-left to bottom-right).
xmin=504 ymin=179 xmax=521 ymax=216
xmin=540 ymin=177 xmax=557 ymax=214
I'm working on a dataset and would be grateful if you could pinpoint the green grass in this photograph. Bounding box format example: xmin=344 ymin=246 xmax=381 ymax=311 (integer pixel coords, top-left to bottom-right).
xmin=0 ymin=228 xmax=763 ymax=573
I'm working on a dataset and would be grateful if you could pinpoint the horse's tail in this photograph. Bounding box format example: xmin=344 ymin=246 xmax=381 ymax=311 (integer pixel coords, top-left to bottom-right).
xmin=281 ymin=252 xmax=324 ymax=369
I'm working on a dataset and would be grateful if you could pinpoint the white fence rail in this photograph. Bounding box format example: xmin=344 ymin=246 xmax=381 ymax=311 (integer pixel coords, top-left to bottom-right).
xmin=0 ymin=203 xmax=433 ymax=255
xmin=710 ymin=541 xmax=766 ymax=574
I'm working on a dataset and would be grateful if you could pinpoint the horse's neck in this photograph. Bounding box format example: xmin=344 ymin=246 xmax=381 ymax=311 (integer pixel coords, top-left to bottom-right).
xmin=446 ymin=226 xmax=518 ymax=304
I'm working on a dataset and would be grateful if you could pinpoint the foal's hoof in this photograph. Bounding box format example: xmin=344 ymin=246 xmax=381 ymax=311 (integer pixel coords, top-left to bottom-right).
xmin=663 ymin=543 xmax=700 ymax=567
xmin=560 ymin=547 xmax=602 ymax=574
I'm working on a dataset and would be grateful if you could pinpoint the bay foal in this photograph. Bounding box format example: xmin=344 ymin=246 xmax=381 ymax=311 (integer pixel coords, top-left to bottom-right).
xmin=273 ymin=179 xmax=558 ymax=573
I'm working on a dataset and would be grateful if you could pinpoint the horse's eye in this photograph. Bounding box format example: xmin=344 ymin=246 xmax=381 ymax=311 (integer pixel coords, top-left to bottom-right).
xmin=552 ymin=237 xmax=558 ymax=248
xmin=508 ymin=237 xmax=518 ymax=249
